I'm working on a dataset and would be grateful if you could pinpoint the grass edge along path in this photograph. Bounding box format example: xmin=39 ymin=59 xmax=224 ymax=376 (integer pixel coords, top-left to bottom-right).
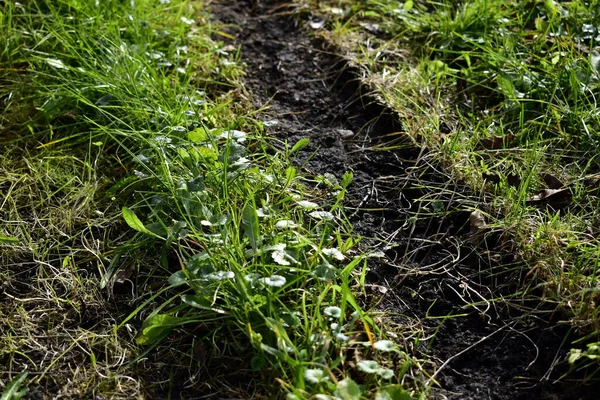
xmin=1 ymin=0 xmax=428 ymax=398
xmin=310 ymin=0 xmax=600 ymax=379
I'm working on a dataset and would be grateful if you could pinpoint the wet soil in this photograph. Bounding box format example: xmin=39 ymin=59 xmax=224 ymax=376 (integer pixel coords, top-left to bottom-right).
xmin=211 ymin=0 xmax=599 ymax=399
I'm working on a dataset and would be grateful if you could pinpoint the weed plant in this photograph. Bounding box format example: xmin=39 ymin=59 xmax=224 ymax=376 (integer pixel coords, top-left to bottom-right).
xmin=318 ymin=0 xmax=600 ymax=376
xmin=1 ymin=0 xmax=426 ymax=398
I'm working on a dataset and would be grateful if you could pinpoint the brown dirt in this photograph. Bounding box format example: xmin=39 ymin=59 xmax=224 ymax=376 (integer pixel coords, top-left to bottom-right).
xmin=210 ymin=0 xmax=600 ymax=399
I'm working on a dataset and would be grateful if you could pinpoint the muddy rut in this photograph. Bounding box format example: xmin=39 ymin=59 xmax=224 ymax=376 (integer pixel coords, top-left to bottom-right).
xmin=211 ymin=1 xmax=597 ymax=399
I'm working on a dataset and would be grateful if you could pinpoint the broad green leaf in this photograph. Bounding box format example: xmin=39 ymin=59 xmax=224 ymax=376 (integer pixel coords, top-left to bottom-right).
xmin=0 ymin=235 xmax=19 ymax=244
xmin=242 ymin=202 xmax=260 ymax=251
xmin=272 ymin=250 xmax=291 ymax=265
xmin=374 ymin=340 xmax=397 ymax=352
xmin=260 ymin=275 xmax=286 ymax=287
xmin=167 ymin=270 xmax=187 ymax=286
xmin=324 ymin=306 xmax=342 ymax=318
xmin=497 ymin=74 xmax=515 ymax=99
xmin=335 ymin=378 xmax=361 ymax=400
xmin=250 ymin=355 xmax=266 ymax=371
xmin=378 ymin=368 xmax=394 ymax=379
xmin=196 ymin=146 xmax=217 ymax=163
xmin=357 ymin=360 xmax=380 ymax=374
xmin=145 ymin=222 xmax=169 ymax=237
xmin=544 ymin=0 xmax=558 ymax=16
xmin=122 ymin=207 xmax=152 ymax=235
xmin=275 ymin=219 xmax=297 ymax=229
xmin=309 ymin=210 xmax=334 ymax=220
xmin=176 ymin=148 xmax=196 ymax=169
xmin=569 ymin=349 xmax=583 ymax=364
xmin=181 ymin=294 xmax=226 ymax=314
xmin=188 ymin=127 xmax=210 ymax=142
xmin=185 ymin=252 xmax=211 ymax=270
xmin=137 ymin=314 xmax=195 ymax=345
xmin=218 ymin=129 xmax=247 ymax=143
xmin=206 ymin=271 xmax=234 ymax=281
xmin=296 ymin=200 xmax=318 ymax=209
xmin=187 ymin=176 xmax=205 ymax=192
xmin=281 ymin=311 xmax=301 ymax=328
xmin=341 ymin=171 xmax=353 ymax=189
xmin=304 ymin=368 xmax=328 ymax=384
xmin=190 ymin=263 xmax=216 ymax=278
xmin=219 ymin=142 xmax=244 ymax=163
xmin=374 ymin=385 xmax=412 ymax=400
xmin=314 ymin=263 xmax=337 ymax=281
xmin=260 ymin=343 xmax=283 ymax=357
xmin=290 ymin=138 xmax=309 ymax=154
xmin=285 ymin=166 xmax=296 ymax=185
xmin=1 ymin=372 xmax=29 ymax=400
xmin=265 ymin=317 xmax=294 ymax=346
xmin=322 ymin=247 xmax=345 ymax=260
xmin=375 ymin=387 xmax=412 ymax=400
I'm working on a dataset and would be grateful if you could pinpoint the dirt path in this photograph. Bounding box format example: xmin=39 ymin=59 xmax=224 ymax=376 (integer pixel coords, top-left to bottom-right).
xmin=211 ymin=1 xmax=598 ymax=399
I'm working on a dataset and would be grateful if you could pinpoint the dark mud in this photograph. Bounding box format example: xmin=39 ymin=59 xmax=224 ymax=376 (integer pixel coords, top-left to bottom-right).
xmin=211 ymin=0 xmax=599 ymax=399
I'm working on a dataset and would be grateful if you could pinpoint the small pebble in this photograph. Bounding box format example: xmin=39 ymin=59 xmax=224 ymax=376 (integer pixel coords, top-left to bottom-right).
xmin=262 ymin=120 xmax=279 ymax=127
xmin=337 ymin=129 xmax=354 ymax=139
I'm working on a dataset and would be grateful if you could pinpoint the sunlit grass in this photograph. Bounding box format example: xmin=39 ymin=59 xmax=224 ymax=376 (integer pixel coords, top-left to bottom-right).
xmin=319 ymin=0 xmax=600 ymax=376
xmin=0 ymin=0 xmax=428 ymax=398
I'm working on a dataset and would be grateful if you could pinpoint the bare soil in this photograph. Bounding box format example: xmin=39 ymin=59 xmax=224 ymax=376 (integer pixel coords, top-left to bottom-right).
xmin=211 ymin=0 xmax=600 ymax=399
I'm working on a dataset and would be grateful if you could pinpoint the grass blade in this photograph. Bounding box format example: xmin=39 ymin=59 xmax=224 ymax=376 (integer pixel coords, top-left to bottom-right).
xmin=242 ymin=202 xmax=260 ymax=251
xmin=1 ymin=372 xmax=29 ymax=400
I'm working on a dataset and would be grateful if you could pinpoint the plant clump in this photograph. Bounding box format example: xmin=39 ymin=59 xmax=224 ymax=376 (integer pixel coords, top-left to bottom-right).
xmin=0 ymin=0 xmax=426 ymax=398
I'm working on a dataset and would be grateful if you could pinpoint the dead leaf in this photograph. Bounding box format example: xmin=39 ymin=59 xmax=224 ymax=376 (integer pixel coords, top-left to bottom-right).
xmin=482 ymin=173 xmax=501 ymax=183
xmin=584 ymin=176 xmax=600 ymax=195
xmin=543 ymin=174 xmax=564 ymax=189
xmin=507 ymin=173 xmax=521 ymax=188
xmin=478 ymin=132 xmax=516 ymax=150
xmin=468 ymin=210 xmax=487 ymax=244
xmin=113 ymin=262 xmax=137 ymax=287
xmin=526 ymin=188 xmax=572 ymax=206
xmin=469 ymin=210 xmax=486 ymax=232
xmin=482 ymin=172 xmax=520 ymax=187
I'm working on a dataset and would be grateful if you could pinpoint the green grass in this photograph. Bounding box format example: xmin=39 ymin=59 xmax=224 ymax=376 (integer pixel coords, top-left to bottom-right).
xmin=1 ymin=0 xmax=428 ymax=398
xmin=315 ymin=0 xmax=600 ymax=375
